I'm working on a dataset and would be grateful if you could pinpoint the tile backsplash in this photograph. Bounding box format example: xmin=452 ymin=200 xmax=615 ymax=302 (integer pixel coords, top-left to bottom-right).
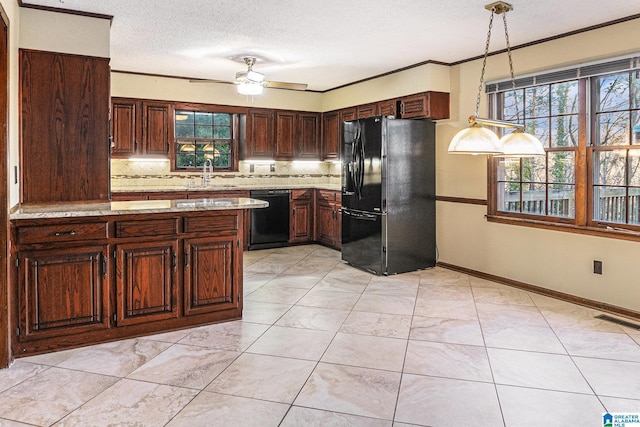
xmin=111 ymin=159 xmax=341 ymax=189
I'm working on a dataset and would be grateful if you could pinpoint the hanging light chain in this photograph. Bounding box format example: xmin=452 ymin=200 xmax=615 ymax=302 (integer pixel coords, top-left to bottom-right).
xmin=502 ymin=9 xmax=522 ymax=126
xmin=474 ymin=8 xmax=496 ymax=118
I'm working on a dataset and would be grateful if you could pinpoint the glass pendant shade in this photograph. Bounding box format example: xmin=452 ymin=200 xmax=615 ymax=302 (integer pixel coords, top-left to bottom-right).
xmin=448 ymin=123 xmax=503 ymax=155
xmin=237 ymin=82 xmax=264 ymax=95
xmin=497 ymin=129 xmax=545 ymax=157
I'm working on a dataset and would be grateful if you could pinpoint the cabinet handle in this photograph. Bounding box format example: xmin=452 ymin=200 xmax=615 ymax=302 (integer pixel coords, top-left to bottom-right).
xmin=184 ymin=252 xmax=189 ymax=267
xmin=172 ymin=252 xmax=177 ymax=270
xmin=102 ymin=256 xmax=107 ymax=277
xmin=53 ymin=230 xmax=76 ymax=236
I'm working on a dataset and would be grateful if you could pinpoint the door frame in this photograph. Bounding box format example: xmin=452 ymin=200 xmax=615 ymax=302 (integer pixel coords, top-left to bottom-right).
xmin=0 ymin=3 xmax=10 ymax=368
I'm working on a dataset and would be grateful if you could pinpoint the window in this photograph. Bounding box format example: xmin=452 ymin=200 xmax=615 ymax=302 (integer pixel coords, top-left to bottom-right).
xmin=592 ymin=71 xmax=640 ymax=225
xmin=496 ymin=81 xmax=579 ymax=219
xmin=174 ymin=110 xmax=237 ymax=171
xmin=488 ymin=56 xmax=640 ymax=236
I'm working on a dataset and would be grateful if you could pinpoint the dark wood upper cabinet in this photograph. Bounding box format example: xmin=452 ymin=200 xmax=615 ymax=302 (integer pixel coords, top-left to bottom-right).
xmin=356 ymin=103 xmax=378 ymax=119
xmin=297 ymin=112 xmax=321 ymax=160
xmin=275 ymin=110 xmax=296 ymax=160
xmin=111 ymin=98 xmax=172 ymax=158
xmin=245 ymin=108 xmax=275 ymax=159
xmin=322 ymin=111 xmax=340 ymax=160
xmin=398 ymin=91 xmax=450 ymax=120
xmin=340 ymin=108 xmax=357 ymax=123
xmin=111 ymin=98 xmax=138 ymax=156
xmin=20 ymin=49 xmax=110 ymax=204
xmin=377 ymin=99 xmax=397 ymax=117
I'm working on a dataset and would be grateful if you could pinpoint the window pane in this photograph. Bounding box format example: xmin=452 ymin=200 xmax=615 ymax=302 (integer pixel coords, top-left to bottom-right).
xmin=499 ymin=182 xmax=520 ymax=212
xmin=175 ymin=124 xmax=194 ymax=138
xmin=593 ymin=186 xmax=626 ymax=223
xmin=527 ymin=117 xmax=550 ymax=148
xmin=595 ymin=150 xmax=626 ymax=185
xmin=522 ymin=156 xmax=546 ymax=183
xmin=596 ymin=111 xmax=630 ymax=146
xmin=629 ymin=187 xmax=640 ymax=224
xmin=628 ymin=151 xmax=640 ymax=186
xmin=214 ymin=113 xmax=231 ymax=126
xmin=195 ymin=112 xmax=212 ymax=125
xmin=597 ymin=73 xmax=629 ymax=112
xmin=498 ymin=158 xmax=520 ymax=182
xmin=548 ymin=151 xmax=575 ymax=183
xmin=522 ymin=183 xmax=546 ymax=215
xmin=525 ymin=86 xmax=550 ymax=117
xmin=548 ymin=184 xmax=575 ymax=218
xmin=503 ymin=89 xmax=523 ymax=123
xmin=551 ymin=81 xmax=579 ymax=115
xmin=214 ymin=127 xmax=231 ymax=139
xmin=551 ymin=115 xmax=578 ymax=148
xmin=633 ymin=111 xmax=640 ymax=145
xmin=195 ymin=125 xmax=213 ymax=138
xmin=175 ymin=111 xmax=194 ymax=124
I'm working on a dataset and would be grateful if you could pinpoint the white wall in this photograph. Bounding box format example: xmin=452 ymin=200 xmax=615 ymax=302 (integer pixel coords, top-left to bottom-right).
xmin=18 ymin=7 xmax=110 ymax=57
xmin=438 ymin=17 xmax=640 ymax=313
xmin=111 ymin=72 xmax=323 ymax=112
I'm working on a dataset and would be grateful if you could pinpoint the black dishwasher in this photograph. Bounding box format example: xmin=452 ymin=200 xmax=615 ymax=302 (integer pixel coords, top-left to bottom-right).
xmin=249 ymin=189 xmax=290 ymax=250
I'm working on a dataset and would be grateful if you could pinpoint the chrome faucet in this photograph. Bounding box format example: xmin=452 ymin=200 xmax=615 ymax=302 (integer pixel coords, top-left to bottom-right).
xmin=202 ymin=158 xmax=213 ymax=186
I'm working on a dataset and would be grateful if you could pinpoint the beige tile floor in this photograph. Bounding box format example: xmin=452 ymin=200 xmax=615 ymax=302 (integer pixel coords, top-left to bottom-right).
xmin=1 ymin=244 xmax=640 ymax=426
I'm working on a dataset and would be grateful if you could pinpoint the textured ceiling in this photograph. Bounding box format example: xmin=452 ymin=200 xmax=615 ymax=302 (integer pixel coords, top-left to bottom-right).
xmin=21 ymin=0 xmax=640 ymax=91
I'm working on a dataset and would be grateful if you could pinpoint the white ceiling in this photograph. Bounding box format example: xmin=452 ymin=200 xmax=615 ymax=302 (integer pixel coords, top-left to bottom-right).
xmin=21 ymin=0 xmax=640 ymax=92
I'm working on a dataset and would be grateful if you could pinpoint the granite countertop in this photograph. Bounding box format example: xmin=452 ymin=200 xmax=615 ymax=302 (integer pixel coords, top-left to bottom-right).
xmin=10 ymin=197 xmax=268 ymax=220
xmin=111 ymin=184 xmax=342 ymax=193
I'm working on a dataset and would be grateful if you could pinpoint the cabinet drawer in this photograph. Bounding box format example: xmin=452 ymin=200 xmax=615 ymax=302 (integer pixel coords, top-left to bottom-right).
xmin=16 ymin=222 xmax=108 ymax=244
xmin=291 ymin=189 xmax=313 ymax=200
xmin=317 ymin=189 xmax=338 ymax=203
xmin=116 ymin=218 xmax=178 ymax=237
xmin=184 ymin=214 xmax=239 ymax=234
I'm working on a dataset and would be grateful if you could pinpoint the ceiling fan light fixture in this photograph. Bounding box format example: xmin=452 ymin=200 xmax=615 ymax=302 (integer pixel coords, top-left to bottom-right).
xmin=237 ymin=81 xmax=264 ymax=96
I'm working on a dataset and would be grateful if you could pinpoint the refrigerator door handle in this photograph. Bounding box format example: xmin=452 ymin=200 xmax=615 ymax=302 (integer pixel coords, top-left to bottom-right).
xmin=343 ymin=209 xmax=377 ymax=221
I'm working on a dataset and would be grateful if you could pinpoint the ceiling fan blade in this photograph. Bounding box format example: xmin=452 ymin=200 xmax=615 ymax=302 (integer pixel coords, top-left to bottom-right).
xmin=188 ymin=78 xmax=232 ymax=84
xmin=264 ymin=81 xmax=308 ymax=91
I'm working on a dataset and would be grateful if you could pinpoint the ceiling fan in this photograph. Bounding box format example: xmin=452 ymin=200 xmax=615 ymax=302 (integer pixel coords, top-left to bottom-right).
xmin=191 ymin=57 xmax=307 ymax=95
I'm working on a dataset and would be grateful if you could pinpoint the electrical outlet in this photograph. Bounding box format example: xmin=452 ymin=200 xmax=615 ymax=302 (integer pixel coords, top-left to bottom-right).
xmin=270 ymin=163 xmax=275 ymax=172
xmin=593 ymin=260 xmax=603 ymax=275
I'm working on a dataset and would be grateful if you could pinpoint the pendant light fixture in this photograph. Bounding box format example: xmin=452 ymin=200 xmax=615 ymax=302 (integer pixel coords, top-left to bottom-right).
xmin=448 ymin=1 xmax=544 ymax=157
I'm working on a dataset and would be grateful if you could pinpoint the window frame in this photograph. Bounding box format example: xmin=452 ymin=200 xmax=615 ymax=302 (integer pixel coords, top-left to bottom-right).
xmin=170 ymin=102 xmax=246 ymax=173
xmin=487 ymin=72 xmax=640 ymax=241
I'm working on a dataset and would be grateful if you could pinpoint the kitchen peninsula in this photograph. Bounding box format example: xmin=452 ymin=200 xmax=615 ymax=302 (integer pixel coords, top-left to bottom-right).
xmin=9 ymin=197 xmax=267 ymax=356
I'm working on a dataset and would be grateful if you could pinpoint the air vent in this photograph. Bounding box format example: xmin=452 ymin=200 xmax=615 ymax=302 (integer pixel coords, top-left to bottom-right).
xmin=595 ymin=314 xmax=640 ymax=330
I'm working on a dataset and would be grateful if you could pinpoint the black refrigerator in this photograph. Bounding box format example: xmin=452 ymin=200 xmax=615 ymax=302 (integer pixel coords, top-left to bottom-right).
xmin=341 ymin=115 xmax=436 ymax=275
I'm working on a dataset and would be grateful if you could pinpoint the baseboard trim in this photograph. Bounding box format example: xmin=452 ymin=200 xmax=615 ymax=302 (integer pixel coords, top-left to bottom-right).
xmin=437 ymin=261 xmax=640 ymax=322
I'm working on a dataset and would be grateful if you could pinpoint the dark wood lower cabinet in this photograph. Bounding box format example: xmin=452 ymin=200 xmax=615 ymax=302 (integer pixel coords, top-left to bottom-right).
xmin=115 ymin=240 xmax=179 ymax=326
xmin=11 ymin=209 xmax=243 ymax=356
xmin=315 ymin=190 xmax=342 ymax=249
xmin=184 ymin=236 xmax=240 ymax=316
xmin=17 ymin=245 xmax=110 ymax=342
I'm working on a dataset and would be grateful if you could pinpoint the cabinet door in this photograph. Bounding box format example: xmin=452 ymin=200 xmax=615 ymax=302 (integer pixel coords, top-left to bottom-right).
xmin=17 ymin=245 xmax=109 ymax=342
xmin=356 ymin=103 xmax=378 ymax=119
xmin=20 ymin=50 xmax=110 ymax=203
xmin=316 ymin=202 xmax=335 ymax=246
xmin=322 ymin=111 xmax=340 ymax=160
xmin=275 ymin=111 xmax=296 ymax=160
xmin=290 ymin=199 xmax=312 ymax=243
xmin=246 ymin=109 xmax=274 ymax=159
xmin=184 ymin=236 xmax=240 ymax=316
xmin=142 ymin=102 xmax=171 ymax=156
xmin=111 ymin=98 xmax=139 ymax=157
xmin=399 ymin=92 xmax=450 ymax=120
xmin=333 ymin=202 xmax=342 ymax=250
xmin=115 ymin=240 xmax=179 ymax=326
xmin=340 ymin=108 xmax=357 ymax=123
xmin=378 ymin=99 xmax=397 ymax=117
xmin=298 ymin=112 xmax=321 ymax=159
